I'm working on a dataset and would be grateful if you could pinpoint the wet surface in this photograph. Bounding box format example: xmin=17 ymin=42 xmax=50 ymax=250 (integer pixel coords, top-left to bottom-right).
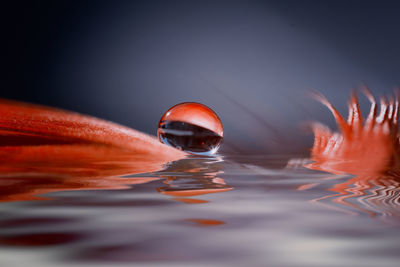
xmin=0 ymin=155 xmax=399 ymax=266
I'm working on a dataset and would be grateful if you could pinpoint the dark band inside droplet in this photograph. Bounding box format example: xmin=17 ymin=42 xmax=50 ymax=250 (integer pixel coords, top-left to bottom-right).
xmin=158 ymin=120 xmax=222 ymax=155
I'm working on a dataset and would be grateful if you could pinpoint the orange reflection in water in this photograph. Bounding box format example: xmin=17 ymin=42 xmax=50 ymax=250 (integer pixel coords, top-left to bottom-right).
xmin=305 ymin=89 xmax=400 ymax=221
xmin=0 ymin=144 xmax=232 ymax=204
xmin=0 ymin=154 xmax=232 ymax=249
xmin=298 ymin=173 xmax=400 ymax=220
xmin=158 ymin=177 xmax=232 ymax=197
xmin=0 ymin=144 xmax=166 ymax=202
xmin=156 ymin=157 xmax=233 ymax=204
xmin=185 ymin=218 xmax=225 ymax=227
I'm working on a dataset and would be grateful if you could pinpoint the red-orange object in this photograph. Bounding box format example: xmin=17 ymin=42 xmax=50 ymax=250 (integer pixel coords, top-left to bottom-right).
xmin=308 ymin=88 xmax=400 ymax=176
xmin=185 ymin=218 xmax=225 ymax=227
xmin=0 ymin=99 xmax=186 ymax=202
xmin=304 ymin=89 xmax=400 ymax=220
xmin=0 ymin=99 xmax=185 ymax=163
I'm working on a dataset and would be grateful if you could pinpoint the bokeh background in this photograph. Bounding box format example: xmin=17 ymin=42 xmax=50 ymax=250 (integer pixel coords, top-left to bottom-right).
xmin=3 ymin=0 xmax=400 ymax=155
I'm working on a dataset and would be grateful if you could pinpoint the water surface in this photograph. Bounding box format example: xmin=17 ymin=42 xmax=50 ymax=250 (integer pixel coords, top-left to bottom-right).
xmin=0 ymin=155 xmax=399 ymax=267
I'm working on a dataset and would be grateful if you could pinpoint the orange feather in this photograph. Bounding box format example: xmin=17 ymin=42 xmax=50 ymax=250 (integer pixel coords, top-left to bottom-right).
xmin=0 ymin=99 xmax=186 ymax=202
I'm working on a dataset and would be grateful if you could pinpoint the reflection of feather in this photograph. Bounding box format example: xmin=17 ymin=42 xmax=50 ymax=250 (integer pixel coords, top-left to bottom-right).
xmin=306 ymin=174 xmax=400 ymax=223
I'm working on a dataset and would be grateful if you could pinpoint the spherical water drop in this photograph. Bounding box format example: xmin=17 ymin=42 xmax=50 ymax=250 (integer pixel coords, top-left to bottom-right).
xmin=157 ymin=102 xmax=223 ymax=155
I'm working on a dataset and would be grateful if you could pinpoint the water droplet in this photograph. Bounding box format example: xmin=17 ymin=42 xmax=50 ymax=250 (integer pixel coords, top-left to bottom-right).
xmin=158 ymin=102 xmax=223 ymax=155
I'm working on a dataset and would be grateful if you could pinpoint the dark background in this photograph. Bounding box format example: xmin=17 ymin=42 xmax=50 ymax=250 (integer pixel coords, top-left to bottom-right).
xmin=3 ymin=0 xmax=400 ymax=154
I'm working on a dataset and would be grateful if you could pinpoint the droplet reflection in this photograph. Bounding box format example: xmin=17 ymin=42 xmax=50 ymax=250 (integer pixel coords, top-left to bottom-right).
xmin=158 ymin=102 xmax=223 ymax=155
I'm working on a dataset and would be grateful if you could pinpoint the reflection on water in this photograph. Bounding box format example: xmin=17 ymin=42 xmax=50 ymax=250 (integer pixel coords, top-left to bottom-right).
xmin=0 ymin=155 xmax=400 ymax=267
xmin=156 ymin=157 xmax=232 ymax=200
xmin=0 ymin=175 xmax=160 ymax=203
xmin=298 ymin=171 xmax=400 ymax=222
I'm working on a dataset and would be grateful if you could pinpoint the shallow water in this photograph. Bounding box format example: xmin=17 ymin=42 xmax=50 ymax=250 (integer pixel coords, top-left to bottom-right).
xmin=0 ymin=155 xmax=399 ymax=267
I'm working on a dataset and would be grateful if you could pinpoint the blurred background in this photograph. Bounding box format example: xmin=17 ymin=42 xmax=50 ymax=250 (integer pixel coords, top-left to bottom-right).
xmin=3 ymin=0 xmax=400 ymax=155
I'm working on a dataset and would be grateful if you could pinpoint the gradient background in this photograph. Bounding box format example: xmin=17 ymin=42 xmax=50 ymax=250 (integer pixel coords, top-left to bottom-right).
xmin=3 ymin=0 xmax=400 ymax=154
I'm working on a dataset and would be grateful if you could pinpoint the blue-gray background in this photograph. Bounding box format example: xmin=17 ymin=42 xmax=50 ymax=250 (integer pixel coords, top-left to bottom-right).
xmin=3 ymin=0 xmax=400 ymax=154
